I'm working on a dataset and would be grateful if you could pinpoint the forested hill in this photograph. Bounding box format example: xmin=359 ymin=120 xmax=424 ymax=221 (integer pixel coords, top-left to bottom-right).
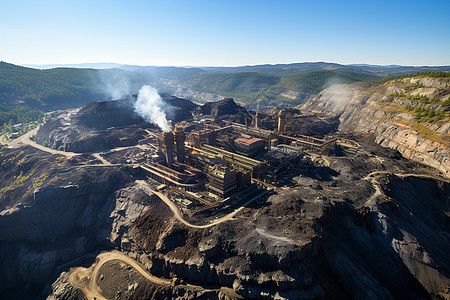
xmin=189 ymin=70 xmax=380 ymax=106
xmin=0 ymin=62 xmax=152 ymax=110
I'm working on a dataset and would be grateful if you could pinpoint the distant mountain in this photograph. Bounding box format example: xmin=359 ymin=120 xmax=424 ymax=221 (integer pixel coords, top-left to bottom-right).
xmin=201 ymin=62 xmax=450 ymax=76
xmin=0 ymin=62 xmax=153 ymax=110
xmin=118 ymin=65 xmax=206 ymax=81
xmin=23 ymin=63 xmax=123 ymax=69
xmin=2 ymin=60 xmax=449 ymax=113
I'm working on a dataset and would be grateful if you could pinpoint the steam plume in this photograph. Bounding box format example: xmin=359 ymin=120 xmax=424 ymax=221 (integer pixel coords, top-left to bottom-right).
xmin=134 ymin=85 xmax=171 ymax=132
xmin=99 ymin=70 xmax=131 ymax=99
xmin=324 ymin=77 xmax=354 ymax=111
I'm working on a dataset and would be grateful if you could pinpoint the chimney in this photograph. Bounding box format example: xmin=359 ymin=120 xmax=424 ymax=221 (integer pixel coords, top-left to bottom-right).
xmin=174 ymin=125 xmax=186 ymax=163
xmin=163 ymin=131 xmax=174 ymax=167
xmin=277 ymin=109 xmax=286 ymax=134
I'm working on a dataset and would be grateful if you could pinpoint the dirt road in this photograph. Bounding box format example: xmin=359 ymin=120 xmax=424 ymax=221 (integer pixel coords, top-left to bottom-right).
xmin=362 ymin=170 xmax=448 ymax=207
xmin=4 ymin=126 xmax=119 ymax=166
xmin=69 ymin=250 xmax=171 ymax=300
xmin=136 ymin=180 xmax=269 ymax=229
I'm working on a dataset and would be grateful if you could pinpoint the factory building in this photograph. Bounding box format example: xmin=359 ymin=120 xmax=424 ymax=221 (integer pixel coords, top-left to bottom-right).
xmin=187 ymin=143 xmax=266 ymax=179
xmin=141 ymin=127 xmax=204 ymax=191
xmin=234 ymin=136 xmax=265 ymax=157
xmin=207 ymin=165 xmax=237 ymax=197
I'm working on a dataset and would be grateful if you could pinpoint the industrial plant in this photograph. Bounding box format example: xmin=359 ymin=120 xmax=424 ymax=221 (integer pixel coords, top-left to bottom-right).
xmin=139 ymin=108 xmax=338 ymax=211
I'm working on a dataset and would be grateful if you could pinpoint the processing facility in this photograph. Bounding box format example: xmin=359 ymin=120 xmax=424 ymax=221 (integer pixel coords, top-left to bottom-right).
xmin=139 ymin=108 xmax=337 ymax=209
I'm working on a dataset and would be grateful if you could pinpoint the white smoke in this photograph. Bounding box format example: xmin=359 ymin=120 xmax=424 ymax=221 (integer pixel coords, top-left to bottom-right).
xmin=99 ymin=70 xmax=131 ymax=100
xmin=323 ymin=77 xmax=354 ymax=112
xmin=134 ymin=85 xmax=171 ymax=132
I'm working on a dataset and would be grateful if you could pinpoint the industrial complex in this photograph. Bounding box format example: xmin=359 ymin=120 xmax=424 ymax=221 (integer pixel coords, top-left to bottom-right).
xmin=139 ymin=108 xmax=339 ymax=211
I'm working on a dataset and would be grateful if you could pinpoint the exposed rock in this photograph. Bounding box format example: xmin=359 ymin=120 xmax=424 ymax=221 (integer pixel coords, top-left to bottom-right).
xmin=303 ymin=78 xmax=450 ymax=177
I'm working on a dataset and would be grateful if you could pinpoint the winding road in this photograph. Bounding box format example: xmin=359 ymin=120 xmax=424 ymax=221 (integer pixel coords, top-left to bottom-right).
xmin=136 ymin=180 xmax=269 ymax=229
xmin=361 ymin=170 xmax=449 ymax=207
xmin=69 ymin=250 xmax=172 ymax=300
xmin=68 ymin=181 xmax=266 ymax=299
xmin=3 ymin=126 xmax=122 ymax=166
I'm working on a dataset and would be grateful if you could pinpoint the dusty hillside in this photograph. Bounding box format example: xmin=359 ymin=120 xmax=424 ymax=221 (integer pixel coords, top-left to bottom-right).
xmin=303 ymin=75 xmax=450 ymax=177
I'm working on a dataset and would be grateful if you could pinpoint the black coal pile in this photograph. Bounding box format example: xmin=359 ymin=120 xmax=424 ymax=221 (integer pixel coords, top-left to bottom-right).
xmin=194 ymin=98 xmax=248 ymax=117
xmin=36 ymin=94 xmax=198 ymax=153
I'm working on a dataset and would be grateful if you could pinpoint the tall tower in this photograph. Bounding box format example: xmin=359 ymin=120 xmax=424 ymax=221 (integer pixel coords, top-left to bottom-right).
xmin=174 ymin=125 xmax=186 ymax=163
xmin=277 ymin=109 xmax=286 ymax=134
xmin=163 ymin=131 xmax=174 ymax=167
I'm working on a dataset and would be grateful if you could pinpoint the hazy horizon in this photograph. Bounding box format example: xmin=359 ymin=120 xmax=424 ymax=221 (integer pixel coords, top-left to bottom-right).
xmin=18 ymin=61 xmax=450 ymax=70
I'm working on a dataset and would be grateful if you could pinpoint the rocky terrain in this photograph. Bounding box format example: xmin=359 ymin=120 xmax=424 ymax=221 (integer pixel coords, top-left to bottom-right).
xmin=0 ymin=85 xmax=449 ymax=299
xmin=1 ymin=134 xmax=448 ymax=299
xmin=303 ymin=76 xmax=450 ymax=177
xmin=0 ymin=146 xmax=133 ymax=298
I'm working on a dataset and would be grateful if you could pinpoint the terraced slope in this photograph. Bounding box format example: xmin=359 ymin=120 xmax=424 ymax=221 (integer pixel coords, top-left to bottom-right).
xmin=303 ymin=75 xmax=450 ymax=176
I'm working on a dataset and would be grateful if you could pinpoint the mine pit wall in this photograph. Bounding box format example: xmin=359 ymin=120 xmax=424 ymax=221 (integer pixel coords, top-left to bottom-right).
xmin=339 ymin=104 xmax=450 ymax=177
xmin=0 ymin=183 xmax=120 ymax=291
xmin=118 ymin=242 xmax=321 ymax=298
xmin=304 ymin=83 xmax=450 ymax=178
xmin=112 ymin=203 xmax=357 ymax=299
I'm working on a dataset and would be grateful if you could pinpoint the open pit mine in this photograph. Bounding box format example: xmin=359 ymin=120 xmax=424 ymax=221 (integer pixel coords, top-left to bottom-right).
xmin=0 ymin=80 xmax=449 ymax=299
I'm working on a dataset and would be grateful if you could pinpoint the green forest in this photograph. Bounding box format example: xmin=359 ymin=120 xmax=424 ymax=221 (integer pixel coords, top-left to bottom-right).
xmin=0 ymin=62 xmax=153 ymax=110
xmin=1 ymin=60 xmax=449 ymax=128
xmin=189 ymin=70 xmax=379 ymax=106
xmin=0 ymin=102 xmax=45 ymax=132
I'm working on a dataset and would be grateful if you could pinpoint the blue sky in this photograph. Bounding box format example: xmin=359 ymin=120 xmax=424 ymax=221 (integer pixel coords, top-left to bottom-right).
xmin=1 ymin=0 xmax=449 ymax=66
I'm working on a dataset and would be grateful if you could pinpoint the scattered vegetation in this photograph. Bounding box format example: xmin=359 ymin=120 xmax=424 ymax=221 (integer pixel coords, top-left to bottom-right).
xmin=55 ymin=156 xmax=66 ymax=163
xmin=406 ymin=94 xmax=441 ymax=104
xmin=412 ymin=82 xmax=425 ymax=88
xmin=0 ymin=168 xmax=37 ymax=194
xmin=389 ymin=92 xmax=406 ymax=98
xmin=442 ymin=98 xmax=450 ymax=106
xmin=389 ymin=92 xmax=444 ymax=105
xmin=404 ymin=105 xmax=446 ymax=123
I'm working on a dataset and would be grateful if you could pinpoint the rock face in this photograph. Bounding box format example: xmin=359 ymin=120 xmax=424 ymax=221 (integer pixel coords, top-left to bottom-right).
xmin=0 ymin=147 xmax=132 ymax=296
xmin=303 ymin=77 xmax=450 ymax=177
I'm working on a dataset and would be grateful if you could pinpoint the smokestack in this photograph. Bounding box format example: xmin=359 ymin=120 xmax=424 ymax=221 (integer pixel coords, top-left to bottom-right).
xmin=174 ymin=125 xmax=186 ymax=163
xmin=255 ymin=104 xmax=260 ymax=129
xmin=163 ymin=131 xmax=174 ymax=167
xmin=278 ymin=109 xmax=286 ymax=134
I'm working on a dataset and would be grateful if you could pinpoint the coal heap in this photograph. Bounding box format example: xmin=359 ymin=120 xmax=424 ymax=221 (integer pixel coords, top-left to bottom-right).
xmin=73 ymin=95 xmax=198 ymax=130
xmin=73 ymin=99 xmax=145 ymax=130
xmin=194 ymin=98 xmax=248 ymax=117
